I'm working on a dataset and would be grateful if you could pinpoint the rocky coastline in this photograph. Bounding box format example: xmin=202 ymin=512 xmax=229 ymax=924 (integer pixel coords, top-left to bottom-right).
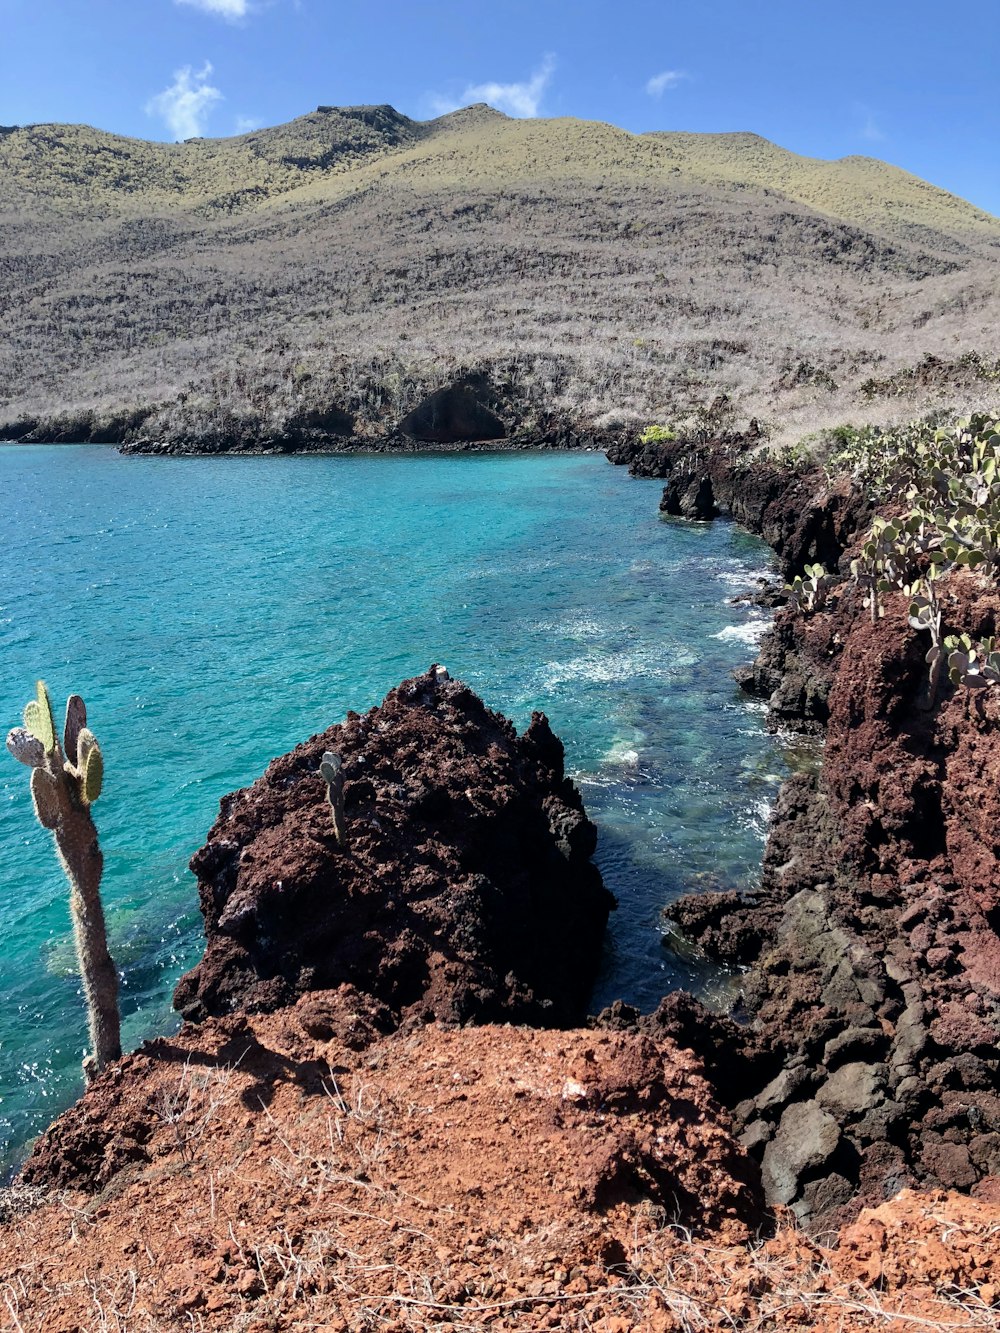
xmin=1 ymin=442 xmax=998 ymax=1328
xmin=3 ymin=373 xmax=628 ymax=457
xmin=607 ymin=431 xmax=1000 ymax=1234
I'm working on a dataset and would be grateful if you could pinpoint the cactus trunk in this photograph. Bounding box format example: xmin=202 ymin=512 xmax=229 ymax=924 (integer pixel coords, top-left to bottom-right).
xmin=58 ymin=801 xmax=121 ymax=1074
xmin=7 ymin=684 xmax=121 ymax=1079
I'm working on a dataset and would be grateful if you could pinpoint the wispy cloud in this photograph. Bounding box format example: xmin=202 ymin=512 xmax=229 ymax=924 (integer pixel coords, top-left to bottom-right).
xmin=855 ymin=102 xmax=885 ymax=143
xmin=431 ymin=55 xmax=556 ymax=119
xmin=175 ymin=0 xmax=250 ymax=20
xmin=645 ymin=69 xmax=688 ymax=98
xmin=234 ymin=114 xmax=262 ymax=133
xmin=146 ymin=63 xmax=223 ymax=140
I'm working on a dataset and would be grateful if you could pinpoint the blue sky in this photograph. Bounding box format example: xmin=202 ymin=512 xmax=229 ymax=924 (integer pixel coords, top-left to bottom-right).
xmin=3 ymin=0 xmax=999 ymax=214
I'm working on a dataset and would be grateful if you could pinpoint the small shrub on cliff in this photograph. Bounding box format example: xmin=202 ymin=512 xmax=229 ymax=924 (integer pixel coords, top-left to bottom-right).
xmin=639 ymin=424 xmax=676 ymax=444
xmin=944 ymin=633 xmax=1000 ymax=687
xmin=785 ymin=563 xmax=833 ymax=613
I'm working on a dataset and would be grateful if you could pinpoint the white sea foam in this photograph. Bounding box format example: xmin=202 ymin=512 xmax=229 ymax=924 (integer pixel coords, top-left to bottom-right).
xmin=539 ymin=647 xmax=692 ymax=688
xmin=715 ymin=562 xmax=772 ymax=587
xmin=741 ymin=797 xmax=776 ymax=838
xmin=602 ymin=740 xmax=641 ymax=767
xmin=711 ymin=620 xmax=769 ymax=646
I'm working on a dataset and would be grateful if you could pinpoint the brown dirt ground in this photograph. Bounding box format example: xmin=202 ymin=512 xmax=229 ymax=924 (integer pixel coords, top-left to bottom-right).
xmin=1 ymin=1006 xmax=997 ymax=1331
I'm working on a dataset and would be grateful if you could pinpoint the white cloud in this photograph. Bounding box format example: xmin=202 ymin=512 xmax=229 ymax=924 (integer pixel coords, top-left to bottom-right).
xmin=174 ymin=0 xmax=250 ymax=20
xmin=234 ymin=114 xmax=262 ymax=133
xmin=146 ymin=63 xmax=223 ymax=140
xmin=432 ymin=55 xmax=556 ymax=119
xmin=645 ymin=70 xmax=687 ymax=97
xmin=860 ymin=114 xmax=885 ymax=143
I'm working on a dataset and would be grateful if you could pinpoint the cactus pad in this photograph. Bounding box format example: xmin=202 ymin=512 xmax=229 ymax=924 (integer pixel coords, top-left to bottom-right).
xmin=81 ymin=739 xmax=104 ymax=804
xmin=6 ymin=727 xmax=45 ymax=768
xmin=64 ymin=694 xmax=87 ymax=764
xmin=24 ymin=681 xmax=56 ymax=755
xmin=320 ymin=752 xmax=343 ymax=783
xmin=30 ymin=767 xmax=61 ymax=830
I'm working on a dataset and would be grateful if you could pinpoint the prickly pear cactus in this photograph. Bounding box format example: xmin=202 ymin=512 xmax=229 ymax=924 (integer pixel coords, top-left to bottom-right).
xmin=23 ymin=680 xmax=56 ymax=755
xmin=6 ymin=681 xmax=120 ymax=1078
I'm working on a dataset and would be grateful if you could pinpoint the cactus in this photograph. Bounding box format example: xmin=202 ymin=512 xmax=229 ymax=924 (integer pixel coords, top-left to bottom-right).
xmin=320 ymin=750 xmax=348 ymax=846
xmin=6 ymin=683 xmax=120 ymax=1079
xmin=831 ymin=412 xmax=1000 ymax=698
xmin=786 ymin=563 xmax=833 ymax=613
xmin=944 ymin=633 xmax=1000 ymax=688
xmin=906 ymin=569 xmax=946 ymax=707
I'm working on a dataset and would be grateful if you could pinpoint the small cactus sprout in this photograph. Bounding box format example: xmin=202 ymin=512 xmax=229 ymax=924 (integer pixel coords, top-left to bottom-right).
xmin=320 ymin=750 xmax=348 ymax=845
xmin=6 ymin=683 xmax=121 ymax=1079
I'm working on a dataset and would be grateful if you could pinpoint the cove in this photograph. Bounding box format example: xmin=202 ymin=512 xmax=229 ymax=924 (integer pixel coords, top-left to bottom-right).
xmin=0 ymin=446 xmax=782 ymax=1171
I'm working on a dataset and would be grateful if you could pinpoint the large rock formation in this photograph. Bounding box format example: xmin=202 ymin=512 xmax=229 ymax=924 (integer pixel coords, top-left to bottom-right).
xmin=620 ymin=436 xmax=1000 ymax=1233
xmin=174 ymin=667 xmax=614 ymax=1028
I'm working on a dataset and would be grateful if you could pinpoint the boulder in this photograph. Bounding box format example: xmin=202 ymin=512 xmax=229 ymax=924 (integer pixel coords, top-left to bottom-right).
xmin=174 ymin=668 xmax=614 ymax=1028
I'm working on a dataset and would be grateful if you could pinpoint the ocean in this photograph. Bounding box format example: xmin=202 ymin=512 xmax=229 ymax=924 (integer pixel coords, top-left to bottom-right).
xmin=0 ymin=446 xmax=783 ymax=1171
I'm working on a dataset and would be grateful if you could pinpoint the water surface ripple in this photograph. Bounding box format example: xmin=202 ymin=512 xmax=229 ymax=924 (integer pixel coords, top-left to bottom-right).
xmin=0 ymin=447 xmax=782 ymax=1170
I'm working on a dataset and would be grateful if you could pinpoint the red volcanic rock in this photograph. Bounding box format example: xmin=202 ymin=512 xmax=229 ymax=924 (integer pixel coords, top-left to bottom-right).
xmin=10 ymin=1013 xmax=997 ymax=1331
xmin=713 ymin=575 xmax=1000 ymax=1229
xmin=639 ymin=438 xmax=1000 ymax=1234
xmin=173 ymin=667 xmax=614 ymax=1028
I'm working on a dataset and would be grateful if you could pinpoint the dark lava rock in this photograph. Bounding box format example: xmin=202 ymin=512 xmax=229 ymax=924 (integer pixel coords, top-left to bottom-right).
xmin=610 ymin=434 xmax=1000 ymax=1236
xmin=660 ymin=473 xmax=718 ymax=520
xmin=761 ymin=1100 xmax=841 ymax=1207
xmin=173 ymin=667 xmax=614 ymax=1028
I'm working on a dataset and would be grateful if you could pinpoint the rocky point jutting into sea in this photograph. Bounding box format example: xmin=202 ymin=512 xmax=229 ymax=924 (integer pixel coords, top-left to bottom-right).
xmin=1 ymin=431 xmax=998 ymax=1329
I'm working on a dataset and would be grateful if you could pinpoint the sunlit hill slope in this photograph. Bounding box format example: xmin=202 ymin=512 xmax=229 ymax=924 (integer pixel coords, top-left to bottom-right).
xmin=1 ymin=103 xmax=998 ymax=447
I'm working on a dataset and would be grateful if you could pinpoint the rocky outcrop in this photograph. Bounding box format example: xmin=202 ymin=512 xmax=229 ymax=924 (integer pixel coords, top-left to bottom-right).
xmin=8 ymin=1010 xmax=997 ymax=1329
xmin=607 ymin=434 xmax=872 ymax=578
xmin=20 ymin=1014 xmax=760 ymax=1233
xmin=173 ymin=667 xmax=614 ymax=1028
xmin=641 ymin=435 xmax=1000 ymax=1233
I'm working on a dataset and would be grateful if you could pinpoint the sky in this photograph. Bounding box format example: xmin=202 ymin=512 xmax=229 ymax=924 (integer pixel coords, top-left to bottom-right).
xmin=2 ymin=0 xmax=998 ymax=215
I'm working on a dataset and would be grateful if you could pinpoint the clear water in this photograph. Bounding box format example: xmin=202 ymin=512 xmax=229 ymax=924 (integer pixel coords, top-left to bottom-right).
xmin=0 ymin=446 xmax=782 ymax=1172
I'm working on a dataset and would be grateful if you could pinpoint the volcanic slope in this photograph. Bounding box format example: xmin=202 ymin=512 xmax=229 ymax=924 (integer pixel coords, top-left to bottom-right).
xmin=2 ymin=103 xmax=999 ymax=446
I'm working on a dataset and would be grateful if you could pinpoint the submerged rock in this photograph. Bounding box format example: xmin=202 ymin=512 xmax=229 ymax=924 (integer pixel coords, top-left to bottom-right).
xmin=174 ymin=667 xmax=614 ymax=1027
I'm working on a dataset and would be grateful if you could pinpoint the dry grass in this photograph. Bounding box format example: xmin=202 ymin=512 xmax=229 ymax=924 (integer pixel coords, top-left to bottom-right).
xmin=1 ymin=103 xmax=999 ymax=448
xmin=2 ymin=1044 xmax=996 ymax=1333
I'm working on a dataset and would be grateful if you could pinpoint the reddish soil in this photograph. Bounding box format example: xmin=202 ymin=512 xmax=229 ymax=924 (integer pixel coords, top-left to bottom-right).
xmin=4 ymin=1010 xmax=998 ymax=1331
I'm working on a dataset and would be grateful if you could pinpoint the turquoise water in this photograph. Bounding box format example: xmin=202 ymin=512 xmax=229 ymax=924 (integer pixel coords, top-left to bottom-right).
xmin=0 ymin=446 xmax=781 ymax=1171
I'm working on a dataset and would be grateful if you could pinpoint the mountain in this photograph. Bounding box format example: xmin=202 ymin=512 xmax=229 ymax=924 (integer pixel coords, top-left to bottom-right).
xmin=1 ymin=104 xmax=998 ymax=448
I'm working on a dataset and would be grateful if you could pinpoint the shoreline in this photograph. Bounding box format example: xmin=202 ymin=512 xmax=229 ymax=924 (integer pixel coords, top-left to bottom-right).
xmin=605 ymin=429 xmax=1000 ymax=1231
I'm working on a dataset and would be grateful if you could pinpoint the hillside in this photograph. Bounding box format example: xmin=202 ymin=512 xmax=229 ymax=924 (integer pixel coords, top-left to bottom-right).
xmin=2 ymin=104 xmax=999 ymax=448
